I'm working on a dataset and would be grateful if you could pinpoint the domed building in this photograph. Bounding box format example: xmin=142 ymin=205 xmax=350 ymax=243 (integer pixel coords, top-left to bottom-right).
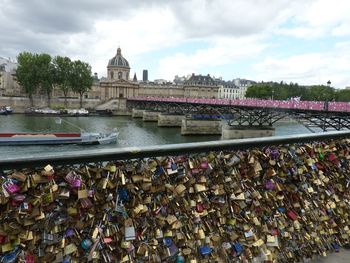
xmin=107 ymin=48 xmax=130 ymax=81
xmin=100 ymin=48 xmax=139 ymax=101
xmin=98 ymin=48 xmax=222 ymax=112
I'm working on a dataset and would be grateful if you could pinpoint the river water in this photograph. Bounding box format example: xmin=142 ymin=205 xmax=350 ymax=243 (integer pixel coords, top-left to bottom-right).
xmin=0 ymin=115 xmax=312 ymax=159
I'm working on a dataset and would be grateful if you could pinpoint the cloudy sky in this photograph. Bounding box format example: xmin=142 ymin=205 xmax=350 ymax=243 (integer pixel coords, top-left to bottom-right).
xmin=1 ymin=0 xmax=350 ymax=88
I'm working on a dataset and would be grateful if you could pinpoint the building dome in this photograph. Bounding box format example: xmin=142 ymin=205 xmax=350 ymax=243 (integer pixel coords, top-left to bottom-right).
xmin=107 ymin=48 xmax=130 ymax=68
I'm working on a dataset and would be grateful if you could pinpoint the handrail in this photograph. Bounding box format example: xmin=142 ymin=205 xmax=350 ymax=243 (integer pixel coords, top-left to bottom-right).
xmin=128 ymin=96 xmax=350 ymax=113
xmin=1 ymin=130 xmax=350 ymax=170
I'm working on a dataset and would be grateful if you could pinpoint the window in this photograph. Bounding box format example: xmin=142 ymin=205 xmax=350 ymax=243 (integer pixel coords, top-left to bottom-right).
xmin=118 ymin=72 xmax=122 ymax=79
xmin=110 ymin=71 xmax=114 ymax=79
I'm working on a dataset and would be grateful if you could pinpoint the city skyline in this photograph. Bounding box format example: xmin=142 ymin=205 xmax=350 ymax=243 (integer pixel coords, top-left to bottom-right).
xmin=1 ymin=0 xmax=350 ymax=88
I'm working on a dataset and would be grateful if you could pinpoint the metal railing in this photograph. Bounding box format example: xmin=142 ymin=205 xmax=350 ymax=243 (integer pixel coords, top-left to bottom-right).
xmin=1 ymin=130 xmax=350 ymax=170
xmin=129 ymin=96 xmax=350 ymax=113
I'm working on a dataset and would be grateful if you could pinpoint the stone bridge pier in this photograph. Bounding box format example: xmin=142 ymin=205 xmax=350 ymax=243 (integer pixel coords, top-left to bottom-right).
xmin=222 ymin=125 xmax=275 ymax=139
xmin=181 ymin=118 xmax=222 ymax=135
xmin=158 ymin=114 xmax=185 ymax=127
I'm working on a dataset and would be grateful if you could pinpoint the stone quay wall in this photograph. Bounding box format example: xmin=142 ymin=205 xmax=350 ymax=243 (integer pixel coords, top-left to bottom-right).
xmin=0 ymin=137 xmax=350 ymax=262
xmin=0 ymin=97 xmax=101 ymax=112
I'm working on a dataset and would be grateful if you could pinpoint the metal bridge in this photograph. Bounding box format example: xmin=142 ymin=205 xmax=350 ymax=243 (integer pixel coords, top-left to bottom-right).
xmin=127 ymin=97 xmax=350 ymax=132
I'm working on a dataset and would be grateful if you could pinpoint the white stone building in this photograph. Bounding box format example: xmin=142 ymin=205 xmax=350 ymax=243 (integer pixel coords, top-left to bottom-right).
xmin=0 ymin=57 xmax=21 ymax=96
xmin=218 ymin=78 xmax=256 ymax=99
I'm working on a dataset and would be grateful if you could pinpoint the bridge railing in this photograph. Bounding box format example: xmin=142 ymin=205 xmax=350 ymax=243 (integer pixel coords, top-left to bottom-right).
xmin=129 ymin=96 xmax=350 ymax=112
xmin=1 ymin=131 xmax=350 ymax=262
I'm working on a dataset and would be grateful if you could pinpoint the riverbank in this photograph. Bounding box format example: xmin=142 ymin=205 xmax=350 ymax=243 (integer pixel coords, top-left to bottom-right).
xmin=0 ymin=96 xmax=101 ymax=112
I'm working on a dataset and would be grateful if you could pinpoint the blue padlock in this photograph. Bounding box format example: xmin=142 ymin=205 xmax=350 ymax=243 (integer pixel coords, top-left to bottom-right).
xmin=117 ymin=188 xmax=129 ymax=202
xmin=233 ymin=243 xmax=243 ymax=255
xmin=163 ymin=238 xmax=178 ymax=257
xmin=65 ymin=228 xmax=74 ymax=237
xmin=171 ymin=163 xmax=177 ymax=170
xmin=81 ymin=238 xmax=93 ymax=250
xmin=277 ymin=207 xmax=286 ymax=213
xmin=176 ymin=255 xmax=185 ymax=263
xmin=199 ymin=246 xmax=212 ymax=256
xmin=332 ymin=243 xmax=340 ymax=252
xmin=0 ymin=246 xmax=21 ymax=263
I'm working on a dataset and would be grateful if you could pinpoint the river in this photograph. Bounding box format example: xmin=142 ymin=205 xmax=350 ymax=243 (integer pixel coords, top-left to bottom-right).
xmin=0 ymin=114 xmax=312 ymax=159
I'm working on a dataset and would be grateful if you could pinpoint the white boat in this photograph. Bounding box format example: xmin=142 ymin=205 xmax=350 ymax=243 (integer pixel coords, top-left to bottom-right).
xmin=0 ymin=131 xmax=118 ymax=146
xmin=25 ymin=108 xmax=89 ymax=116
xmin=0 ymin=106 xmax=12 ymax=115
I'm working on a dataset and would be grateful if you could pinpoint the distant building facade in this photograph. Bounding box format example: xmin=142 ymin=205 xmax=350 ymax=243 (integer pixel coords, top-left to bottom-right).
xmin=100 ymin=48 xmax=139 ymax=100
xmin=107 ymin=48 xmax=130 ymax=81
xmin=99 ymin=50 xmax=223 ymax=100
xmin=218 ymin=78 xmax=256 ymax=99
xmin=183 ymin=74 xmax=219 ymax=98
xmin=1 ymin=49 xmax=253 ymax=106
xmin=0 ymin=57 xmax=21 ymax=96
xmin=139 ymin=82 xmax=183 ymax=98
xmin=142 ymin=70 xmax=148 ymax=82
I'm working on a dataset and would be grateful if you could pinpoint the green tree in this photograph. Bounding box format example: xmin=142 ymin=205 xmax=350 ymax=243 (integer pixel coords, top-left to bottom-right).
xmin=69 ymin=60 xmax=93 ymax=108
xmin=246 ymin=81 xmax=336 ymax=101
xmin=53 ymin=56 xmax=72 ymax=108
xmin=36 ymin=53 xmax=55 ymax=107
xmin=335 ymin=89 xmax=350 ymax=102
xmin=307 ymin=85 xmax=335 ymax=101
xmin=16 ymin=52 xmax=39 ymax=107
xmin=246 ymin=84 xmax=272 ymax=99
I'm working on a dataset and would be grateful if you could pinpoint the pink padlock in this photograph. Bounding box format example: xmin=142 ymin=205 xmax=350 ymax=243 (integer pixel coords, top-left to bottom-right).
xmin=11 ymin=193 xmax=26 ymax=202
xmin=200 ymin=161 xmax=209 ymax=169
xmin=65 ymin=171 xmax=75 ymax=184
xmin=65 ymin=171 xmax=81 ymax=188
xmin=4 ymin=181 xmax=21 ymax=194
xmin=71 ymin=178 xmax=81 ymax=188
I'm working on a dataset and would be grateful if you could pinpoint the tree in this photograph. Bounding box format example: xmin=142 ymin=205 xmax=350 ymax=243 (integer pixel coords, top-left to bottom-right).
xmin=246 ymin=81 xmax=337 ymax=101
xmin=307 ymin=85 xmax=335 ymax=101
xmin=16 ymin=52 xmax=39 ymax=107
xmin=36 ymin=53 xmax=55 ymax=107
xmin=53 ymin=56 xmax=72 ymax=108
xmin=246 ymin=84 xmax=272 ymax=99
xmin=335 ymin=89 xmax=350 ymax=102
xmin=69 ymin=60 xmax=93 ymax=108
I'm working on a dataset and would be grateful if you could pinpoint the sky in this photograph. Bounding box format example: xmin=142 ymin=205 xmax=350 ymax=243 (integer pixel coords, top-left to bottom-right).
xmin=1 ymin=0 xmax=350 ymax=88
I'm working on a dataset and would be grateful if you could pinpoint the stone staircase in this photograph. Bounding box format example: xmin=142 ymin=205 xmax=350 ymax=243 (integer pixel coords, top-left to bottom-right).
xmin=95 ymin=99 xmax=119 ymax=110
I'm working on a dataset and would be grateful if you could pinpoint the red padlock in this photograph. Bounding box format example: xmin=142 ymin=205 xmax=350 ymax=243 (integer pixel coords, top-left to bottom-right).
xmin=25 ymin=254 xmax=35 ymax=263
xmin=0 ymin=235 xmax=6 ymax=244
xmin=196 ymin=203 xmax=204 ymax=213
xmin=286 ymin=210 xmax=298 ymax=221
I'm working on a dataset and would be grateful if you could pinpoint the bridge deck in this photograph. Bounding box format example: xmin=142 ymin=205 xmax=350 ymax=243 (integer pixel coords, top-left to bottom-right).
xmin=129 ymin=97 xmax=350 ymax=113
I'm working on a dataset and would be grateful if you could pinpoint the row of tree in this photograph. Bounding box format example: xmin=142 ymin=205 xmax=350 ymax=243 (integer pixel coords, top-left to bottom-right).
xmin=16 ymin=52 xmax=93 ymax=108
xmin=246 ymin=82 xmax=350 ymax=102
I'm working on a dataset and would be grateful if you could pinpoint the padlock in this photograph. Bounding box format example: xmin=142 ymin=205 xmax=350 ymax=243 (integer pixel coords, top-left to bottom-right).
xmin=80 ymin=198 xmax=93 ymax=209
xmin=124 ymin=218 xmax=136 ymax=241
xmin=3 ymin=180 xmax=21 ymax=195
xmin=163 ymin=237 xmax=178 ymax=257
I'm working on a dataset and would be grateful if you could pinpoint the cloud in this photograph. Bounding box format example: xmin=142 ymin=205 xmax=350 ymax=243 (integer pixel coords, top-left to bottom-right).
xmin=0 ymin=0 xmax=349 ymax=87
xmin=254 ymin=42 xmax=350 ymax=88
xmin=276 ymin=0 xmax=350 ymax=38
xmin=1 ymin=0 xmax=167 ymax=34
xmin=157 ymin=36 xmax=267 ymax=80
xmin=0 ymin=0 xmax=302 ymax=58
xmin=172 ymin=0 xmax=295 ymax=38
